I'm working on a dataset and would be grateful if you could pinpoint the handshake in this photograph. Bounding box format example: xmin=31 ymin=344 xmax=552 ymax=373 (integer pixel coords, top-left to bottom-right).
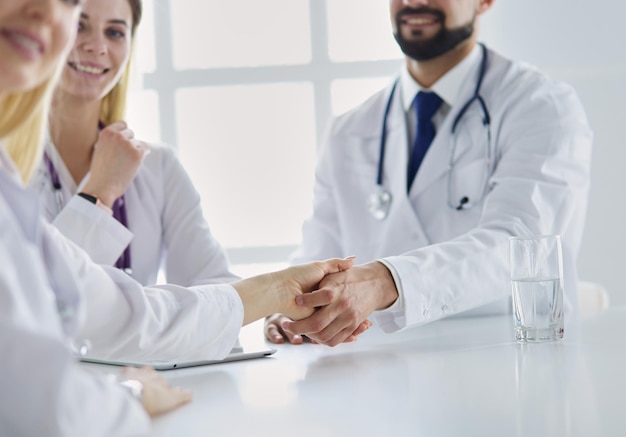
xmin=261 ymin=257 xmax=399 ymax=346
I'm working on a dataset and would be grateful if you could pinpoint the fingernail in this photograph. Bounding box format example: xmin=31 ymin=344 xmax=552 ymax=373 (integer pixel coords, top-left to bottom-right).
xmin=344 ymin=255 xmax=356 ymax=260
xmin=295 ymin=296 xmax=303 ymax=305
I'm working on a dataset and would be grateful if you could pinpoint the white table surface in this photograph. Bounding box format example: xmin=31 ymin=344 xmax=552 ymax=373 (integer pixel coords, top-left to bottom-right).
xmin=85 ymin=308 xmax=626 ymax=437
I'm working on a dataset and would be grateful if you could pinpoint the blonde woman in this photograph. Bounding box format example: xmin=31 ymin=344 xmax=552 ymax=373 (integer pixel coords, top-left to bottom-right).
xmin=0 ymin=1 xmax=357 ymax=434
xmin=1 ymin=0 xmax=193 ymax=433
xmin=28 ymin=0 xmax=237 ymax=285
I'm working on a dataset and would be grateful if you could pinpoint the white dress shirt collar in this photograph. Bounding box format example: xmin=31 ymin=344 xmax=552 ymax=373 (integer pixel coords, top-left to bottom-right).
xmin=400 ymin=44 xmax=482 ymax=111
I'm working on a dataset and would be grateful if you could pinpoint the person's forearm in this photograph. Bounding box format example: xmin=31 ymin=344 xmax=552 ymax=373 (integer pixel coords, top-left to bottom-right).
xmin=232 ymin=258 xmax=355 ymax=326
xmin=232 ymin=272 xmax=282 ymax=325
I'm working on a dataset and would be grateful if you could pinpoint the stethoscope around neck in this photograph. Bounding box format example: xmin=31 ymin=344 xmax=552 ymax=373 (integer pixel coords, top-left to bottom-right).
xmin=368 ymin=43 xmax=492 ymax=221
xmin=43 ymin=122 xmax=133 ymax=275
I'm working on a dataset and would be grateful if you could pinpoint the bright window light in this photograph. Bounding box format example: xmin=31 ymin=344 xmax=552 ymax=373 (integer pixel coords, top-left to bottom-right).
xmin=125 ymin=1 xmax=401 ymax=270
xmin=170 ymin=0 xmax=312 ymax=69
xmin=176 ymin=82 xmax=317 ymax=248
xmin=331 ymin=77 xmax=393 ymax=116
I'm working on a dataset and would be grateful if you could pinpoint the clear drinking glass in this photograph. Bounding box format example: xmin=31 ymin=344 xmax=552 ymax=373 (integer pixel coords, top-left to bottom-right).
xmin=509 ymin=235 xmax=564 ymax=342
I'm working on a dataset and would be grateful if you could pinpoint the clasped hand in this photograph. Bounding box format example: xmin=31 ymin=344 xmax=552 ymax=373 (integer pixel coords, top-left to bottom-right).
xmin=265 ymin=260 xmax=398 ymax=346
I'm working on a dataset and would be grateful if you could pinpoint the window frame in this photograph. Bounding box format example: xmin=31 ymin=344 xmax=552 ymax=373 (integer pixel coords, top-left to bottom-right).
xmin=141 ymin=1 xmax=401 ymax=266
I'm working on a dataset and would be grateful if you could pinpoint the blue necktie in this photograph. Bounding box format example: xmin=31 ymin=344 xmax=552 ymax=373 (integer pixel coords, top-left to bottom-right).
xmin=407 ymin=91 xmax=443 ymax=192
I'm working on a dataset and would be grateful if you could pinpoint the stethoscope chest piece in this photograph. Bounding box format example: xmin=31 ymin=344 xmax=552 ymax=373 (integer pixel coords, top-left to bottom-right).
xmin=368 ymin=186 xmax=393 ymax=220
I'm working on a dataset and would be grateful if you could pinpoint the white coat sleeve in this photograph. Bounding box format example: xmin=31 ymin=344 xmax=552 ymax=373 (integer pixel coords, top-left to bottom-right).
xmin=27 ymin=155 xmax=133 ymax=266
xmin=0 ymin=321 xmax=151 ymax=437
xmin=159 ymin=147 xmax=239 ymax=285
xmin=51 ymin=195 xmax=133 ymax=265
xmin=290 ymin=125 xmax=346 ymax=265
xmin=43 ymin=222 xmax=244 ymax=362
xmin=375 ymin=77 xmax=592 ymax=332
xmin=0 ymin=214 xmax=149 ymax=436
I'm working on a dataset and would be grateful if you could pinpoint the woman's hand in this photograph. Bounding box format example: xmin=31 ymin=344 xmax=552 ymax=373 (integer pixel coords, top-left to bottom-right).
xmin=264 ymin=313 xmax=373 ymax=344
xmin=82 ymin=121 xmax=148 ymax=207
xmin=120 ymin=366 xmax=191 ymax=418
xmin=232 ymin=257 xmax=355 ymax=326
xmin=271 ymin=257 xmax=356 ymax=321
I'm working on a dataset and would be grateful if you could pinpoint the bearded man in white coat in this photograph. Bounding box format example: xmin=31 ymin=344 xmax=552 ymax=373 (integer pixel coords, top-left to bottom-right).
xmin=265 ymin=0 xmax=592 ymax=346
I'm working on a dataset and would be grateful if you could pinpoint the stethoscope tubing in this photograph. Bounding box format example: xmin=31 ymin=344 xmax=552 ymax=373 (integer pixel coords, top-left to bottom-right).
xmin=375 ymin=43 xmax=491 ymax=213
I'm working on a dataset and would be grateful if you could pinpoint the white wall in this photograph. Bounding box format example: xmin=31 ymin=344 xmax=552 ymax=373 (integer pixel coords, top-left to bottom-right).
xmin=480 ymin=0 xmax=626 ymax=305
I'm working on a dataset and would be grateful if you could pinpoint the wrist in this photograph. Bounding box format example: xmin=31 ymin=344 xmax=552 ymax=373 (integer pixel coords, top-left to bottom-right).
xmin=232 ymin=274 xmax=277 ymax=325
xmin=107 ymin=373 xmax=144 ymax=403
xmin=268 ymin=270 xmax=293 ymax=315
xmin=368 ymin=261 xmax=399 ymax=310
xmin=77 ymin=192 xmax=113 ymax=215
xmin=119 ymin=378 xmax=144 ymax=402
xmin=80 ymin=182 xmax=117 ymax=208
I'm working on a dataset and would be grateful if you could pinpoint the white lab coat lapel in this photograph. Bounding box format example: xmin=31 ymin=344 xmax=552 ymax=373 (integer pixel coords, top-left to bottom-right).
xmin=0 ymin=159 xmax=82 ymax=337
xmin=378 ymin=86 xmax=433 ymax=251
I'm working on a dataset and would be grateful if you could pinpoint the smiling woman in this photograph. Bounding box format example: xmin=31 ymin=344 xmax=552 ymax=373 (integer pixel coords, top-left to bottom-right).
xmin=0 ymin=0 xmax=196 ymax=434
xmin=1 ymin=1 xmax=163 ymax=435
xmin=28 ymin=0 xmax=238 ymax=287
xmin=61 ymin=0 xmax=139 ymax=123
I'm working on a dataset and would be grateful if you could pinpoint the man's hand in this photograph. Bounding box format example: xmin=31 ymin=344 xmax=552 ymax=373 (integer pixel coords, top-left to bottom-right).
xmin=264 ymin=313 xmax=373 ymax=344
xmin=264 ymin=313 xmax=304 ymax=344
xmin=282 ymin=261 xmax=398 ymax=346
xmin=120 ymin=366 xmax=191 ymax=417
xmin=271 ymin=257 xmax=356 ymax=321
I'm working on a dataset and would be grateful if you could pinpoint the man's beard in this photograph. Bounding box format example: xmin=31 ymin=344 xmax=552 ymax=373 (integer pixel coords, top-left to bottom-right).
xmin=393 ymin=7 xmax=475 ymax=61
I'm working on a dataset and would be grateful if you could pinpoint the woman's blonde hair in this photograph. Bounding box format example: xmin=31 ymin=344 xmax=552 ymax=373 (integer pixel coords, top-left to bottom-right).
xmin=99 ymin=0 xmax=142 ymax=125
xmin=98 ymin=43 xmax=135 ymax=125
xmin=0 ymin=78 xmax=57 ymax=183
xmin=0 ymin=0 xmax=142 ymax=182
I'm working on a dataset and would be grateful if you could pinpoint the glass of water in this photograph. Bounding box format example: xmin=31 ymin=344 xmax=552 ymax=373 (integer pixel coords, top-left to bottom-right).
xmin=509 ymin=235 xmax=564 ymax=342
